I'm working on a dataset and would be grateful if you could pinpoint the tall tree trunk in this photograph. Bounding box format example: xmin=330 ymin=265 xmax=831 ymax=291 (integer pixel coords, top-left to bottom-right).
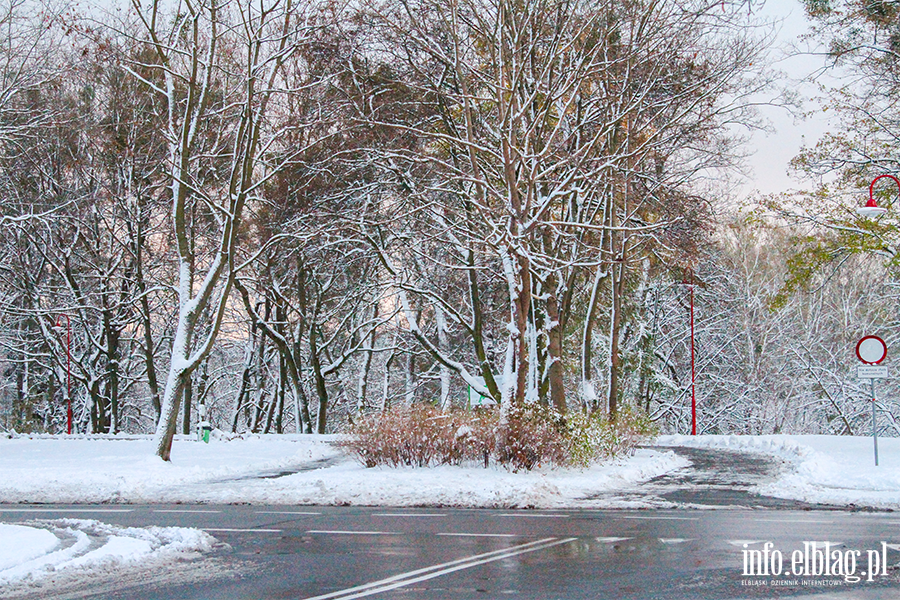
xmin=434 ymin=303 xmax=451 ymax=410
xmin=310 ymin=322 xmax=329 ymax=433
xmin=356 ymin=304 xmax=378 ymax=413
xmin=276 ymin=345 xmax=286 ymax=433
xmin=513 ymin=254 xmax=532 ymax=407
xmin=544 ymin=273 xmax=566 ymax=414
xmin=133 ymin=193 xmax=162 ymax=422
xmin=405 ymin=345 xmax=416 ymax=405
xmin=232 ymin=322 xmax=257 ymax=432
xmin=580 ymin=194 xmax=612 ymax=411
xmin=101 ymin=305 xmax=120 ymax=434
xmin=467 ymin=248 xmax=501 ymax=401
xmin=139 ymin=292 xmax=161 ymax=421
xmin=181 ymin=372 xmax=193 ymax=436
xmin=381 ymin=346 xmax=396 ymax=412
xmin=607 ymin=257 xmax=626 ymax=421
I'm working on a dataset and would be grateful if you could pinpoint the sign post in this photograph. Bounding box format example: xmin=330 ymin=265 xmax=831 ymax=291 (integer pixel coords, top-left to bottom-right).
xmin=856 ymin=335 xmax=887 ymax=466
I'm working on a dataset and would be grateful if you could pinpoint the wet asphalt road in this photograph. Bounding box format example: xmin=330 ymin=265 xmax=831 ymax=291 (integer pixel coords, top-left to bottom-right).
xmin=1 ymin=447 xmax=899 ymax=600
xmin=585 ymin=446 xmax=846 ymax=510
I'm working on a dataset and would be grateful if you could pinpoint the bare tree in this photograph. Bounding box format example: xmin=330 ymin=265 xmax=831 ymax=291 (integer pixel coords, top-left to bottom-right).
xmin=125 ymin=0 xmax=334 ymax=459
xmin=349 ymin=0 xmax=770 ymax=418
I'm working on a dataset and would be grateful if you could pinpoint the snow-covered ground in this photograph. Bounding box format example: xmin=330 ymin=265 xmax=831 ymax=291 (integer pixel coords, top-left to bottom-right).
xmin=659 ymin=434 xmax=900 ymax=510
xmin=0 ymin=432 xmax=686 ymax=507
xmin=0 ymin=519 xmax=215 ymax=593
xmin=1 ymin=432 xmax=898 ymax=509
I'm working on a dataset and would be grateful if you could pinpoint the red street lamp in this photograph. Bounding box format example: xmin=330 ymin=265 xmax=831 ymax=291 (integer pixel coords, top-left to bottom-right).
xmin=856 ymin=174 xmax=900 ymax=218
xmin=55 ymin=314 xmax=72 ymax=435
xmin=853 ymin=174 xmax=900 ymax=466
xmin=678 ymin=268 xmax=698 ymax=436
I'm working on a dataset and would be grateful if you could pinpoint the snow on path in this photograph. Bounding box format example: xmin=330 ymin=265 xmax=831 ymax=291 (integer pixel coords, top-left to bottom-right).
xmin=658 ymin=434 xmax=900 ymax=509
xmin=0 ymin=524 xmax=59 ymax=572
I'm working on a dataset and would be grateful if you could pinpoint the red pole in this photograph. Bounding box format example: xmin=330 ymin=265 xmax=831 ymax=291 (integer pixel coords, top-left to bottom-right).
xmin=690 ymin=280 xmax=696 ymax=435
xmin=55 ymin=315 xmax=72 ymax=435
xmin=66 ymin=321 xmax=71 ymax=435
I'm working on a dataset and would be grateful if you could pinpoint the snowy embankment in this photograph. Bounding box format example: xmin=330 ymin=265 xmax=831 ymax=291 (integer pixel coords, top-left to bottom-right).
xmin=658 ymin=434 xmax=900 ymax=509
xmin=0 ymin=432 xmax=685 ymax=508
xmin=0 ymin=519 xmax=215 ymax=591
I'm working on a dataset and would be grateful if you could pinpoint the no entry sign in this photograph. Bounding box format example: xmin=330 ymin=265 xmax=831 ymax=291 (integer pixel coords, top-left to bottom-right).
xmin=855 ymin=335 xmax=887 ymax=467
xmin=856 ymin=336 xmax=887 ymax=365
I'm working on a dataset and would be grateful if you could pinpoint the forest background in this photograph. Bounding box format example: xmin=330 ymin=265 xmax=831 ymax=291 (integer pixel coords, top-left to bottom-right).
xmin=2 ymin=0 xmax=899 ymax=460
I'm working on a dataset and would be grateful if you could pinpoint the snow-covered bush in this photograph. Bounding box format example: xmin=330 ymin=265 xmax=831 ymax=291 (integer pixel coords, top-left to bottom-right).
xmin=494 ymin=404 xmax=569 ymax=471
xmin=339 ymin=405 xmax=496 ymax=468
xmin=340 ymin=404 xmax=655 ymax=470
xmin=566 ymin=406 xmax=658 ymax=467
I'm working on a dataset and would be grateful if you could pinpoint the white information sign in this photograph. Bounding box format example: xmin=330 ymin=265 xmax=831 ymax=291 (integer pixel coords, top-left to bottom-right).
xmin=858 ymin=365 xmax=889 ymax=379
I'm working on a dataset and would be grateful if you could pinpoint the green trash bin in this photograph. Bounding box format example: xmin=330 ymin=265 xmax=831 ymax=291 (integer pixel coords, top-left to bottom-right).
xmin=197 ymin=421 xmax=212 ymax=443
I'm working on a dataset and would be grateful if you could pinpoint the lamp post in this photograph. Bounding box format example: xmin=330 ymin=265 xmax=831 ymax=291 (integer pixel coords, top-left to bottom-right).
xmin=854 ymin=175 xmax=900 ymax=466
xmin=855 ymin=174 xmax=899 ymax=218
xmin=55 ymin=314 xmax=72 ymax=435
xmin=678 ymin=268 xmax=697 ymax=436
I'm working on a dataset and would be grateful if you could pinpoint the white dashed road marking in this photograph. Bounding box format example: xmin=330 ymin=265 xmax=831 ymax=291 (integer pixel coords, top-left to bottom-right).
xmin=0 ymin=508 xmax=134 ymax=513
xmin=437 ymin=533 xmax=517 ymax=538
xmin=753 ymin=519 xmax=833 ymax=524
xmin=307 ymin=530 xmax=400 ymax=535
xmin=256 ymin=510 xmax=322 ymax=516
xmin=619 ymin=515 xmax=699 ymax=521
xmin=372 ymin=513 xmax=447 ymax=517
xmin=153 ymin=509 xmax=222 ymax=514
xmin=204 ymin=528 xmax=283 ymax=533
xmin=496 ymin=513 xmax=569 ymax=518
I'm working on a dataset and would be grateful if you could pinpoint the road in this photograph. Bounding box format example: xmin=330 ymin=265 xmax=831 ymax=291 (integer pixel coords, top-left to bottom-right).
xmin=1 ymin=447 xmax=898 ymax=600
xmin=587 ymin=446 xmax=844 ymax=510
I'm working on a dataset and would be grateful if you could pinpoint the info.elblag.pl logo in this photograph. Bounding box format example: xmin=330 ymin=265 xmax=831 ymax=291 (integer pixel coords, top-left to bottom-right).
xmin=741 ymin=541 xmax=898 ymax=586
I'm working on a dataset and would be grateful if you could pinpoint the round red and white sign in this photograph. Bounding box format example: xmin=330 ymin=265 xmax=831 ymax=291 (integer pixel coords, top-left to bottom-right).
xmin=856 ymin=335 xmax=887 ymax=365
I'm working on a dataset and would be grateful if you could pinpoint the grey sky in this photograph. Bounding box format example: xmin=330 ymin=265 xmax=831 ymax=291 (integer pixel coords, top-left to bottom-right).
xmin=741 ymin=0 xmax=838 ymax=197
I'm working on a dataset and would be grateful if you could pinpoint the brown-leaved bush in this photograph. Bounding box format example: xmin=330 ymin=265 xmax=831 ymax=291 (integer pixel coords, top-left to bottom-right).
xmin=340 ymin=403 xmax=656 ymax=471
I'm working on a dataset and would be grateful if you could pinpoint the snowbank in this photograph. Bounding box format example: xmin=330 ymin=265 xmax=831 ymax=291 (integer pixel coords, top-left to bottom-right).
xmin=658 ymin=434 xmax=900 ymax=509
xmin=0 ymin=433 xmax=341 ymax=504
xmin=0 ymin=519 xmax=214 ymax=590
xmin=0 ymin=432 xmax=685 ymax=508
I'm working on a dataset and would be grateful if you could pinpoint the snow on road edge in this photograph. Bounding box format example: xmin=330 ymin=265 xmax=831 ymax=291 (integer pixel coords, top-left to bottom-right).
xmin=0 ymin=519 xmax=216 ymax=591
xmin=658 ymin=434 xmax=900 ymax=509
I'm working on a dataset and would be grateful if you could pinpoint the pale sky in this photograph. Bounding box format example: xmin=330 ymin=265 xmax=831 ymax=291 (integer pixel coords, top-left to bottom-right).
xmin=740 ymin=0 xmax=838 ymax=198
